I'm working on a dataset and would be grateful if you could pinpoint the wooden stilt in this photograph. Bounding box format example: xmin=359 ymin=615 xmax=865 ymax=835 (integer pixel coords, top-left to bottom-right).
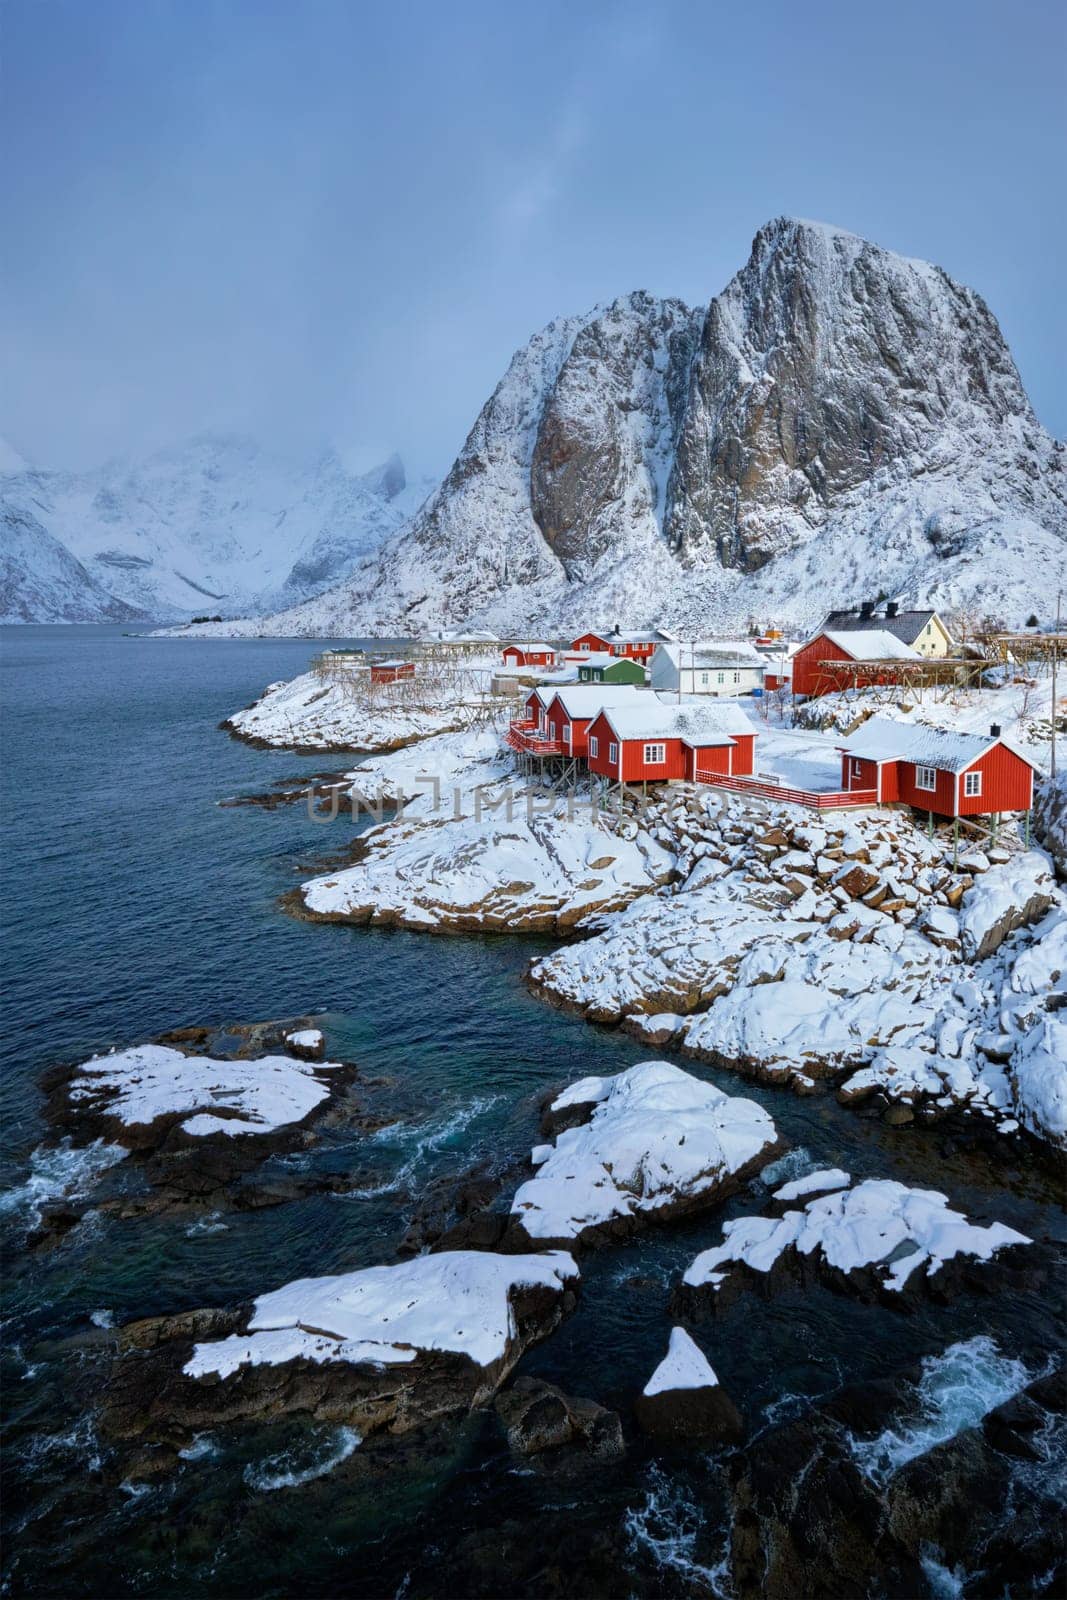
xmin=953 ymin=817 xmax=959 ymax=868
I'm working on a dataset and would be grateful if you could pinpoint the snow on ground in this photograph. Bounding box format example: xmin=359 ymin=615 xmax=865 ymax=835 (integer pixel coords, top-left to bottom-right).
xmin=643 ymin=1328 xmax=720 ymax=1395
xmin=530 ymin=793 xmax=1065 ymax=1144
xmin=184 ymin=1250 xmax=579 ymax=1378
xmin=226 ymin=660 xmax=497 ymax=752
xmin=300 ymin=793 xmax=675 ymax=931
xmin=509 ymin=1061 xmax=778 ymax=1242
xmin=682 ymin=1179 xmax=1031 ymax=1296
xmin=67 ymin=1045 xmax=343 ymax=1137
xmin=791 ymin=675 xmax=1059 ymax=758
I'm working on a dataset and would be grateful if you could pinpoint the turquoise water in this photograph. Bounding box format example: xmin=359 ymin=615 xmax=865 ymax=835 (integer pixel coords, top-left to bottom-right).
xmin=1 ymin=626 xmax=1063 ymax=1597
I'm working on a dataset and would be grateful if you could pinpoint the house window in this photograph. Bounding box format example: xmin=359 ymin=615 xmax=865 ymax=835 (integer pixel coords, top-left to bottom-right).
xmin=851 ymin=759 xmax=864 ymax=779
xmin=589 ymin=736 xmax=599 ymax=758
xmin=964 ymin=771 xmax=982 ymax=798
xmin=608 ymin=741 xmax=618 ymax=764
xmin=915 ymin=765 xmax=937 ymax=792
xmin=733 ymin=670 xmax=741 ymax=684
xmin=644 ymin=743 xmax=666 ymax=764
xmin=717 ymin=671 xmax=725 ymax=685
xmin=580 ymin=643 xmax=590 ymax=652
xmin=700 ymin=672 xmax=709 ymax=686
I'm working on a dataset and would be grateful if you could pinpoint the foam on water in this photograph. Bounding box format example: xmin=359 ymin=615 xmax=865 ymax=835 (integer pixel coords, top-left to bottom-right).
xmin=185 ymin=1212 xmax=230 ymax=1237
xmin=623 ymin=1466 xmax=730 ymax=1595
xmin=758 ymin=1147 xmax=815 ymax=1190
xmin=243 ymin=1426 xmax=361 ymax=1492
xmin=179 ymin=1434 xmax=220 ymax=1462
xmin=920 ymin=1550 xmax=966 ymax=1599
xmin=344 ymin=1095 xmax=503 ymax=1199
xmin=851 ymin=1335 xmax=1031 ymax=1482
xmin=0 ymin=1139 xmax=126 ymax=1225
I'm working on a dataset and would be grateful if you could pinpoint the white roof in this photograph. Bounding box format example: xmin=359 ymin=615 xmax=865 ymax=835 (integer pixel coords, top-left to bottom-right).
xmin=574 ymin=651 xmax=616 ymax=667
xmin=840 ymin=715 xmax=1041 ymax=775
xmin=548 ymin=685 xmax=643 ymax=718
xmin=820 ymin=630 xmax=920 ymax=662
xmin=656 ymin=639 xmax=764 ymax=669
xmin=375 ymin=659 xmax=413 ymax=668
xmin=504 ymin=641 xmax=554 ymax=653
xmin=599 ymin=701 xmax=754 ymax=746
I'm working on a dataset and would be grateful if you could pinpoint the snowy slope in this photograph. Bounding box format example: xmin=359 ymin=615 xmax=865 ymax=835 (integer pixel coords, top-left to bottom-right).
xmin=1 ymin=435 xmax=431 ymax=622
xmin=0 ymin=506 xmax=148 ymax=624
xmin=217 ymin=218 xmax=1063 ymax=639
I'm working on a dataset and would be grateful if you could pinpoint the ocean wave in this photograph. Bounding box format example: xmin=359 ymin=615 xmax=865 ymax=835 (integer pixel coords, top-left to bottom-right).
xmin=243 ymin=1426 xmax=361 ymax=1492
xmin=0 ymin=1139 xmax=126 ymax=1226
xmin=343 ymin=1095 xmax=503 ymax=1199
xmin=850 ymin=1335 xmax=1031 ymax=1482
xmin=623 ymin=1465 xmax=730 ymax=1595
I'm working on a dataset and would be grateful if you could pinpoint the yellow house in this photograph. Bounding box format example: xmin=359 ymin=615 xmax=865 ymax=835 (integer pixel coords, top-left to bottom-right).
xmin=820 ymin=603 xmax=954 ymax=659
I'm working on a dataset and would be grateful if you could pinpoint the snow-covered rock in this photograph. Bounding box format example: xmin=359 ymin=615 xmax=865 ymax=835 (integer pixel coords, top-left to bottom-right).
xmin=220 ymin=218 xmax=1065 ymax=639
xmin=299 ymin=804 xmax=674 ymax=933
xmin=102 ymin=1251 xmax=580 ymax=1456
xmin=1 ymin=505 xmax=147 ymax=624
xmin=634 ymin=1326 xmax=744 ymax=1445
xmin=772 ymin=1168 xmax=851 ymax=1203
xmin=1033 ymin=770 xmax=1067 ymax=879
xmin=507 ymin=1061 xmax=779 ymax=1246
xmin=680 ymin=1179 xmax=1031 ymax=1309
xmin=957 ymin=852 xmax=1054 ymax=960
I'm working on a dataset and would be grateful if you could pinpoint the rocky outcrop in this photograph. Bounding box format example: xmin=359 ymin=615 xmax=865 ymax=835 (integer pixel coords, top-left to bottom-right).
xmin=99 ymin=1251 xmax=580 ymax=1460
xmin=275 ymin=218 xmax=1065 ymax=637
xmin=633 ymin=1327 xmax=744 ymax=1446
xmin=1033 ymin=770 xmax=1067 ymax=879
xmin=495 ymin=1377 xmax=624 ymax=1471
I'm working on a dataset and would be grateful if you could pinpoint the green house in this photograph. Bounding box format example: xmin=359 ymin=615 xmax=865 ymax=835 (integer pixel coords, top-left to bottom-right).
xmin=578 ymin=654 xmax=646 ymax=685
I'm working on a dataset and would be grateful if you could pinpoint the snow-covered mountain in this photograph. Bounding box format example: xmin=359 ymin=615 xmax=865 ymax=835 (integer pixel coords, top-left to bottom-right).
xmin=218 ymin=217 xmax=1063 ymax=638
xmin=0 ymin=435 xmax=431 ymax=623
xmin=1 ymin=506 xmax=148 ymax=624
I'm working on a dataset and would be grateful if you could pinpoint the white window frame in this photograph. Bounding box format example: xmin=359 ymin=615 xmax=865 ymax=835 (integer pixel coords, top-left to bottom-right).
xmin=643 ymin=742 xmax=666 ymax=765
xmin=733 ymin=670 xmax=741 ymax=684
xmin=580 ymin=642 xmax=590 ymax=652
xmin=608 ymin=741 xmax=618 ymax=764
xmin=700 ymin=671 xmax=709 ymax=686
xmin=851 ymin=759 xmax=864 ymax=780
xmin=915 ymin=765 xmax=937 ymax=792
xmin=963 ymin=770 xmax=982 ymax=798
xmin=717 ymin=671 xmax=725 ymax=685
xmin=589 ymin=735 xmax=599 ymax=758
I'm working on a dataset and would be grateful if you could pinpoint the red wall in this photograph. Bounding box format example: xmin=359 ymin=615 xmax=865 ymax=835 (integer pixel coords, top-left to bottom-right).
xmin=731 ymin=733 xmax=756 ymax=776
xmin=620 ymin=737 xmax=689 ymax=783
xmin=546 ymin=701 xmax=596 ymax=756
xmin=685 ymin=743 xmax=732 ymax=780
xmin=614 ymin=640 xmax=655 ymax=659
xmin=897 ymin=761 xmax=957 ymax=815
xmin=585 ymin=711 xmax=620 ymax=778
xmin=792 ymin=634 xmax=853 ymax=697
xmin=958 ymin=744 xmax=1034 ymax=815
xmin=840 ymin=753 xmax=881 ymax=793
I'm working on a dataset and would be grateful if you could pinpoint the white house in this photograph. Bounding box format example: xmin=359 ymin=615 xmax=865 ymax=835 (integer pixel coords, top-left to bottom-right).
xmin=649 ymin=640 xmax=765 ymax=698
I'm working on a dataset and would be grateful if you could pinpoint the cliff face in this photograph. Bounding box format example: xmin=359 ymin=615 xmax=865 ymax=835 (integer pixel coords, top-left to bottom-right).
xmin=228 ymin=219 xmax=1067 ymax=637
xmin=664 ymin=219 xmax=1042 ymax=573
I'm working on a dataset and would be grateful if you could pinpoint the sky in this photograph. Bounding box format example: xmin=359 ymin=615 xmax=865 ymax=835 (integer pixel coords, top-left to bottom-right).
xmin=2 ymin=0 xmax=1065 ymax=476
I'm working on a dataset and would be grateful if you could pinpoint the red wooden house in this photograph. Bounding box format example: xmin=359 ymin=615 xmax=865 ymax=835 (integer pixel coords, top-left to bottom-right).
xmin=543 ymin=685 xmax=641 ymax=759
xmin=501 ymin=642 xmax=558 ymax=669
xmin=370 ymin=659 xmax=415 ymax=685
xmin=792 ymin=629 xmax=919 ymax=698
xmin=838 ymin=716 xmax=1038 ymax=816
xmin=569 ymin=628 xmax=673 ymax=663
xmin=585 ymin=703 xmax=756 ymax=785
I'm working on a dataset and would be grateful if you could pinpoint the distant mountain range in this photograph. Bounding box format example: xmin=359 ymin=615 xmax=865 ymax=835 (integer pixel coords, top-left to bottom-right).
xmin=0 ymin=435 xmax=432 ymax=623
xmin=5 ymin=218 xmax=1064 ymax=634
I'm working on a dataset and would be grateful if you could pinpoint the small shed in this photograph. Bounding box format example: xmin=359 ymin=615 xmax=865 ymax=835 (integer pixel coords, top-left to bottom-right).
xmin=577 ymin=652 xmax=645 ymax=685
xmin=501 ymin=642 xmax=558 ymax=669
xmin=837 ymin=716 xmax=1039 ymax=816
xmin=370 ymin=659 xmax=415 ymax=685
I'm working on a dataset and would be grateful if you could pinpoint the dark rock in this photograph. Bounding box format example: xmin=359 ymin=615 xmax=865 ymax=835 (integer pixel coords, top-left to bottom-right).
xmin=494 ymin=1377 xmax=624 ymax=1469
xmin=634 ymin=1379 xmax=744 ymax=1447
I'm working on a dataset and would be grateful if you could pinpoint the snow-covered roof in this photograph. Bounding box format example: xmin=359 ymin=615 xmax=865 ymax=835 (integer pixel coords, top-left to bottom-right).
xmin=575 ymin=651 xmax=616 ymax=667
xmin=548 ymin=685 xmax=643 ymax=718
xmin=374 ymin=659 xmax=414 ymax=668
xmin=821 ymin=630 xmax=920 ymax=662
xmin=599 ymin=701 xmax=754 ymax=745
xmin=503 ymin=641 xmax=554 ymax=653
xmin=821 ymin=608 xmax=947 ymax=647
xmin=656 ymin=639 xmax=765 ymax=669
xmin=840 ymin=714 xmax=1042 ymax=774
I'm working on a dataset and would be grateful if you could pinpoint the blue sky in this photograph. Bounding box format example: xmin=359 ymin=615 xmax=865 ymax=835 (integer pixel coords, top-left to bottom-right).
xmin=2 ymin=0 xmax=1064 ymax=473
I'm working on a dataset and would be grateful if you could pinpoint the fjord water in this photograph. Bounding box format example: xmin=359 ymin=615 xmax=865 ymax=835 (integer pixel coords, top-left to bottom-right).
xmin=1 ymin=626 xmax=1063 ymax=1598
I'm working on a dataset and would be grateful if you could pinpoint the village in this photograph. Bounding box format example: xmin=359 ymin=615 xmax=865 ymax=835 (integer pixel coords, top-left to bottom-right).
xmin=295 ymin=605 xmax=1063 ymax=855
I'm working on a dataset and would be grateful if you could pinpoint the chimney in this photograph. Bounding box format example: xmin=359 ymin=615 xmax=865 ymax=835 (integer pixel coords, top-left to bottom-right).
xmin=885 ymin=601 xmax=899 ymax=619
xmin=860 ymin=600 xmax=875 ymax=621
xmin=990 ymin=723 xmax=1001 ymax=738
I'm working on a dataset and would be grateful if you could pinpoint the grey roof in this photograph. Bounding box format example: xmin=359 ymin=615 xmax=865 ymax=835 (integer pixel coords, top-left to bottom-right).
xmin=820 ymin=608 xmax=947 ymax=646
xmin=839 ymin=715 xmax=1041 ymax=775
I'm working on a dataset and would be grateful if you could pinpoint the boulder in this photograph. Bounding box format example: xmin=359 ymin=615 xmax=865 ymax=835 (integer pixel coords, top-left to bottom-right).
xmin=633 ymin=1327 xmax=744 ymax=1446
xmin=494 ymin=1377 xmax=624 ymax=1468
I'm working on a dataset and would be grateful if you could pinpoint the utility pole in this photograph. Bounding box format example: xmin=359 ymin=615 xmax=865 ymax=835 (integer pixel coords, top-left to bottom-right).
xmin=1052 ymin=591 xmax=1061 ymax=779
